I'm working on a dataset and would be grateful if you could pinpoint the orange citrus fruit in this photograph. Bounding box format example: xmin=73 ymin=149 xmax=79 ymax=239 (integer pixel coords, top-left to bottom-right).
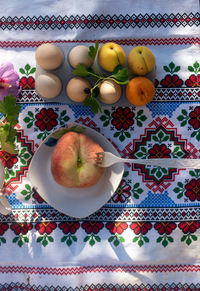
xmin=126 ymin=77 xmax=155 ymax=106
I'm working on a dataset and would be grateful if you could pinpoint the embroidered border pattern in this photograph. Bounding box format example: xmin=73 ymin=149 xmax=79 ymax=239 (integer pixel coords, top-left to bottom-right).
xmin=0 ymin=282 xmax=200 ymax=291
xmin=0 ymin=13 xmax=199 ymax=30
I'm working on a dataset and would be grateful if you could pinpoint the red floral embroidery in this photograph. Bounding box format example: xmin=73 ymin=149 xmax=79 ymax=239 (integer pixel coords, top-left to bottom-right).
xmin=160 ymin=75 xmax=183 ymax=88
xmin=154 ymin=222 xmax=176 ymax=235
xmin=82 ymin=221 xmax=103 ymax=234
xmin=0 ymin=223 xmax=9 ymax=235
xmin=148 ymin=144 xmax=171 ymax=159
xmin=112 ymin=179 xmax=131 ymax=203
xmin=185 ymin=178 xmax=200 ymax=201
xmin=106 ymin=222 xmax=128 ymax=234
xmin=185 ymin=75 xmax=200 ymax=87
xmin=35 ymin=222 xmax=57 ymax=234
xmin=20 ymin=76 xmax=35 ymax=89
xmin=32 ymin=191 xmax=45 ymax=203
xmin=59 ymin=222 xmax=80 ymax=234
xmin=111 ymin=107 xmax=134 ymax=130
xmin=189 ymin=106 xmax=200 ymax=129
xmin=178 ymin=221 xmax=200 ymax=233
xmin=35 ymin=108 xmax=58 ymax=131
xmin=10 ymin=223 xmax=33 ymax=235
xmin=130 ymin=222 xmax=152 ymax=235
xmin=0 ymin=151 xmax=18 ymax=168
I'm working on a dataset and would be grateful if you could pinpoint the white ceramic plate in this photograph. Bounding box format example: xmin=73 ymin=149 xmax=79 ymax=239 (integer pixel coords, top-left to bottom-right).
xmin=28 ymin=123 xmax=124 ymax=218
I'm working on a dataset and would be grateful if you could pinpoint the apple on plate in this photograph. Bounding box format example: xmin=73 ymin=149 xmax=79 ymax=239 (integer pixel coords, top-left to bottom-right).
xmin=98 ymin=42 xmax=126 ymax=72
xmin=51 ymin=132 xmax=105 ymax=188
xmin=128 ymin=46 xmax=155 ymax=75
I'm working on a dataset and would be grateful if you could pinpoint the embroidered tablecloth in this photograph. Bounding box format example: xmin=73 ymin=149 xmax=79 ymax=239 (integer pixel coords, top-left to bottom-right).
xmin=0 ymin=1 xmax=200 ymax=290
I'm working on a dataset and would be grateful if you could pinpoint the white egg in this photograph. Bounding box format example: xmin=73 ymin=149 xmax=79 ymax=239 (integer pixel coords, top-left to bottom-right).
xmin=36 ymin=43 xmax=64 ymax=70
xmin=99 ymin=79 xmax=121 ymax=104
xmin=35 ymin=73 xmax=62 ymax=99
xmin=68 ymin=45 xmax=93 ymax=69
xmin=66 ymin=77 xmax=91 ymax=102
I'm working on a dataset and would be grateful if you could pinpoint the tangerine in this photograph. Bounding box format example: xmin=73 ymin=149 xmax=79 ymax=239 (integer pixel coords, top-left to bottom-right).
xmin=126 ymin=77 xmax=155 ymax=106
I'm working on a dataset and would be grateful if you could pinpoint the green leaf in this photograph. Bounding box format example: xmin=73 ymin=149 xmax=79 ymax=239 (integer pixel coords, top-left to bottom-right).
xmin=124 ymin=131 xmax=131 ymax=138
xmin=18 ymin=239 xmax=24 ymax=247
xmin=0 ymin=237 xmax=6 ymax=243
xmin=25 ymin=184 xmax=31 ymax=191
xmin=19 ymin=68 xmax=26 ymax=74
xmin=60 ymin=110 xmax=67 ymax=117
xmin=191 ymin=235 xmax=197 ymax=241
xmin=13 ymin=236 xmax=19 ymax=243
xmin=181 ymin=109 xmax=187 ymax=116
xmin=111 ymin=67 xmax=129 ymax=84
xmin=180 ymin=120 xmax=187 ymax=127
xmin=174 ymin=66 xmax=180 ymax=72
xmin=108 ymin=236 xmax=115 ymax=242
xmin=89 ymin=238 xmax=95 ymax=246
xmin=114 ymin=132 xmax=120 ymax=137
xmin=104 ymin=110 xmax=110 ymax=116
xmin=137 ymin=188 xmax=143 ymax=194
xmin=23 ymin=236 xmax=29 ymax=243
xmin=137 ymin=109 xmax=144 ymax=116
xmin=181 ymin=235 xmax=187 ymax=242
xmin=186 ymin=237 xmax=192 ymax=245
xmin=173 ymin=187 xmax=180 ymax=193
xmin=25 ymin=64 xmax=31 ymax=71
xmin=162 ymin=239 xmax=168 ymax=247
xmin=25 ymin=195 xmax=31 ymax=200
xmin=140 ymin=115 xmax=147 ymax=122
xmin=37 ymin=133 xmax=43 ymax=139
xmin=83 ymin=96 xmax=102 ymax=114
xmin=123 ymin=171 xmax=129 ymax=177
xmin=113 ymin=238 xmax=120 ymax=247
xmin=177 ymin=115 xmax=184 ymax=121
xmin=21 ymin=190 xmax=28 ymax=195
xmin=133 ymin=193 xmax=139 ymax=199
xmin=169 ymin=62 xmax=175 ymax=70
xmin=136 ymin=121 xmax=142 ymax=127
xmin=73 ymin=64 xmax=90 ymax=77
xmin=156 ymin=170 xmax=162 ymax=178
xmin=119 ymin=134 xmax=125 ymax=142
xmin=191 ymin=131 xmax=197 ymax=138
xmin=177 ymin=193 xmax=183 ymax=199
xmin=189 ymin=170 xmax=195 ymax=176
xmin=193 ymin=61 xmax=199 ymax=69
xmin=94 ymin=235 xmax=101 ymax=242
xmin=24 ymin=153 xmax=30 ymax=159
xmin=30 ymin=67 xmax=36 ymax=74
xmin=21 ymin=159 xmax=26 ymax=165
xmin=67 ymin=238 xmax=72 ymax=246
xmin=61 ymin=236 xmax=67 ymax=242
xmin=178 ymin=182 xmax=183 ymax=187
xmin=163 ymin=66 xmax=170 ymax=72
xmin=138 ymin=239 xmax=144 ymax=247
xmin=133 ymin=182 xmax=140 ymax=189
xmin=100 ymin=115 xmax=106 ymax=121
xmin=88 ymin=41 xmax=99 ymax=60
xmin=23 ymin=117 xmax=31 ymax=123
xmin=27 ymin=122 xmax=33 ymax=129
xmin=135 ymin=152 xmax=144 ymax=158
xmin=72 ymin=235 xmax=77 ymax=242
xmin=158 ymin=131 xmax=164 ymax=139
xmin=143 ymin=236 xmax=149 ymax=243
xmin=37 ymin=236 xmax=43 ymax=243
xmin=156 ymin=236 xmax=163 ymax=243
xmin=167 ymin=236 xmax=174 ymax=242
xmin=152 ymin=136 xmax=158 ymax=141
xmin=119 ymin=236 xmax=125 ymax=243
xmin=103 ymin=121 xmax=109 ymax=127
xmin=84 ymin=235 xmax=90 ymax=242
xmin=132 ymin=236 xmax=139 ymax=242
xmin=188 ymin=66 xmax=194 ymax=72
xmin=42 ymin=239 xmax=48 ymax=247
xmin=196 ymin=132 xmax=200 ymax=141
xmin=47 ymin=236 xmax=54 ymax=242
xmin=28 ymin=111 xmax=34 ymax=118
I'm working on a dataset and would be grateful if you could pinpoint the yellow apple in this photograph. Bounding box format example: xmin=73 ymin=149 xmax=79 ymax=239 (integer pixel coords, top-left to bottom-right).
xmin=98 ymin=42 xmax=126 ymax=72
xmin=128 ymin=46 xmax=155 ymax=75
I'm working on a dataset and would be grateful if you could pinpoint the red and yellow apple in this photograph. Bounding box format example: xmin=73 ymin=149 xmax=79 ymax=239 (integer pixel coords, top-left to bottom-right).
xmin=98 ymin=42 xmax=126 ymax=72
xmin=128 ymin=46 xmax=155 ymax=75
xmin=51 ymin=132 xmax=105 ymax=188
